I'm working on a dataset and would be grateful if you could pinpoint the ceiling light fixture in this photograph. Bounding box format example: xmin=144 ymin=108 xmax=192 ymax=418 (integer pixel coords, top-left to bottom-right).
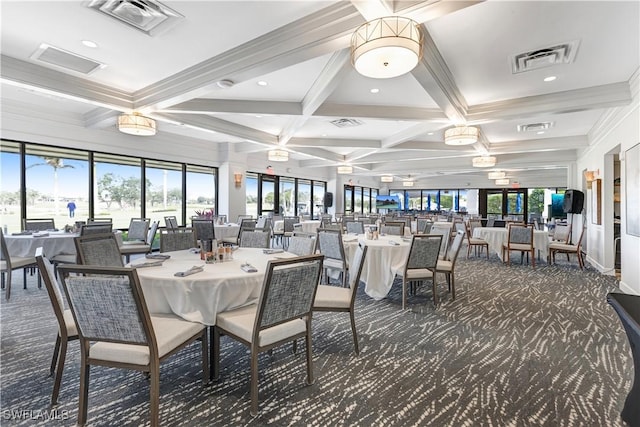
xmin=267 ymin=149 xmax=289 ymax=162
xmin=488 ymin=171 xmax=506 ymax=180
xmin=117 ymin=113 xmax=156 ymax=136
xmin=381 ymin=175 xmax=393 ymax=183
xmin=472 ymin=156 xmax=496 ymax=168
xmin=337 ymin=165 xmax=353 ymax=174
xmin=81 ymin=40 xmax=98 ymax=48
xmin=544 ymin=76 xmax=557 ymax=82
xmin=495 ymin=178 xmax=510 ymax=186
xmin=257 ymin=81 xmax=268 ymax=86
xmin=351 ymin=16 xmax=423 ymax=79
xmin=402 ymin=180 xmax=414 ymax=187
xmin=216 ymin=79 xmax=234 ymax=88
xmin=444 ymin=125 xmax=479 ymax=145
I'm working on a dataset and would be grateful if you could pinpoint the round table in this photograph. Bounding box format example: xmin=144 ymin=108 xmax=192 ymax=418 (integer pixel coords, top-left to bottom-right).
xmin=4 ymin=231 xmax=77 ymax=258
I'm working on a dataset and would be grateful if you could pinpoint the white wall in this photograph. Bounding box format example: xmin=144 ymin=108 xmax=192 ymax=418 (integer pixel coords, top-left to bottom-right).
xmin=578 ymin=70 xmax=640 ymax=294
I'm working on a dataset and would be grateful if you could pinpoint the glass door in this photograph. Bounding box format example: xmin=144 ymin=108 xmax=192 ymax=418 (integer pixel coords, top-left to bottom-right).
xmin=259 ymin=175 xmax=277 ymax=216
xmin=506 ymin=189 xmax=527 ymax=222
xmin=486 ymin=190 xmax=503 ymax=220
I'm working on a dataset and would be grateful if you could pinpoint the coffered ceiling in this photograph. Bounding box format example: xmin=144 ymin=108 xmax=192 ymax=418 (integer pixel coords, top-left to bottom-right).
xmin=1 ymin=0 xmax=639 ymax=188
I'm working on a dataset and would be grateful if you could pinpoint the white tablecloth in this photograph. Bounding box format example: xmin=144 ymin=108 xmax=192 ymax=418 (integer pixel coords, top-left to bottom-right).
xmin=134 ymin=248 xmax=297 ymax=325
xmin=273 ymin=220 xmax=321 ymax=233
xmin=214 ymin=224 xmax=240 ymax=240
xmin=410 ymin=221 xmax=452 ymax=234
xmin=342 ymin=235 xmax=411 ymax=300
xmin=473 ymin=227 xmax=549 ymax=261
xmin=4 ymin=231 xmax=77 ymax=258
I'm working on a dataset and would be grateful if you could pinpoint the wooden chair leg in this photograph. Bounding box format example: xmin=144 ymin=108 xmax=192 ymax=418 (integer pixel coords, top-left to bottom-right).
xmin=51 ymin=339 xmax=67 ymax=406
xmin=149 ymin=363 xmax=160 ymax=427
xmin=201 ymin=330 xmax=209 ymax=384
xmin=250 ymin=347 xmax=259 ymax=417
xmin=431 ymin=273 xmax=438 ymax=306
xmin=5 ymin=269 xmax=12 ymax=300
xmin=50 ymin=335 xmax=61 ymax=376
xmin=349 ymin=311 xmax=359 ymax=355
xmin=78 ymin=344 xmax=90 ymax=426
xmin=305 ymin=326 xmax=315 ymax=385
xmin=450 ymin=273 xmax=456 ymax=300
xmin=23 ymin=268 xmax=28 ymax=289
xmin=211 ymin=327 xmax=220 ymax=381
xmin=402 ymin=278 xmax=407 ymax=310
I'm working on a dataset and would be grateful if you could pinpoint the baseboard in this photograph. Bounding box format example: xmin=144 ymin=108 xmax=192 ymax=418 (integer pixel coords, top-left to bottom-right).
xmin=619 ymin=280 xmax=639 ymax=295
xmin=585 ymin=256 xmax=615 ymax=275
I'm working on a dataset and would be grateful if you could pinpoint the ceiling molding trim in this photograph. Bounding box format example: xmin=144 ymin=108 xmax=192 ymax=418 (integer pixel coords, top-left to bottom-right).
xmin=131 ymin=3 xmax=365 ymax=110
xmin=351 ymin=0 xmax=394 ymax=21
xmin=162 ymin=99 xmax=301 ymax=115
xmin=397 ymin=0 xmax=484 ymax=24
xmin=290 ymin=146 xmax=346 ymax=163
xmin=287 ymin=137 xmax=380 ymax=149
xmin=83 ymin=107 xmax=119 ymax=128
xmin=1 ymin=55 xmax=134 ymax=111
xmin=489 ymin=135 xmax=589 ymax=154
xmin=314 ymin=103 xmax=448 ymax=121
xmin=380 ymin=122 xmax=435 ymax=148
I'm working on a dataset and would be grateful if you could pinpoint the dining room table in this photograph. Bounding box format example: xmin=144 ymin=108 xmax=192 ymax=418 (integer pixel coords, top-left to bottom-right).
xmin=273 ymin=219 xmax=321 ymax=233
xmin=4 ymin=230 xmax=78 ymax=258
xmin=341 ymin=233 xmax=411 ymax=300
xmin=472 ymin=226 xmax=550 ymax=261
xmin=214 ymin=223 xmax=241 ymax=241
xmin=132 ymin=247 xmax=298 ymax=325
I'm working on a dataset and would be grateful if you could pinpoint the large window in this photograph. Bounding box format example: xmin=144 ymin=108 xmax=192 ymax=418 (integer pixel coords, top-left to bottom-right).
xmin=280 ymin=177 xmax=296 ymax=216
xmin=406 ymin=190 xmax=421 ymax=211
xmin=343 ymin=185 xmax=379 ymax=214
xmin=244 ymin=172 xmax=326 ymax=218
xmin=145 ymin=160 xmax=183 ymax=227
xmin=245 ymin=173 xmax=258 ymax=218
xmin=363 ymin=188 xmax=370 ymax=213
xmin=94 ymin=153 xmax=141 ymax=229
xmin=1 ymin=141 xmax=22 ymax=232
xmin=313 ymin=181 xmax=325 ymax=218
xmin=354 ymin=187 xmax=362 ymax=213
xmin=260 ymin=175 xmax=276 ymax=213
xmin=297 ymin=179 xmax=311 ymax=216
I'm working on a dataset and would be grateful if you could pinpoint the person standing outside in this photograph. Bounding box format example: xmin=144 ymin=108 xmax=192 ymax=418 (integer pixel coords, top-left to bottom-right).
xmin=67 ymin=200 xmax=76 ymax=218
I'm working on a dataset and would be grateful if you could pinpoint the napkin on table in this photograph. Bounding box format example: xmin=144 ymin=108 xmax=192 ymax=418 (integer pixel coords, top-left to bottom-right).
xmin=263 ymin=248 xmax=284 ymax=254
xmin=146 ymin=254 xmax=171 ymax=260
xmin=131 ymin=259 xmax=165 ymax=268
xmin=241 ymin=264 xmax=258 ymax=273
xmin=174 ymin=265 xmax=205 ymax=277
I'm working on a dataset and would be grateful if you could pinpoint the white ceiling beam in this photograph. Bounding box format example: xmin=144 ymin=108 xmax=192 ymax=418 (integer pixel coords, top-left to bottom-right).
xmin=351 ymin=0 xmax=394 ymax=21
xmin=398 ymin=1 xmax=484 ymax=24
xmin=83 ymin=107 xmax=119 ymax=129
xmin=290 ymin=146 xmax=346 ymax=163
xmin=380 ymin=122 xmax=435 ymax=148
xmin=161 ymin=99 xmax=300 ymax=115
xmin=287 ymin=137 xmax=380 ymax=149
xmin=314 ymin=103 xmax=448 ymax=121
xmin=489 ymin=136 xmax=589 ymax=154
xmin=279 ymin=49 xmax=352 ymax=145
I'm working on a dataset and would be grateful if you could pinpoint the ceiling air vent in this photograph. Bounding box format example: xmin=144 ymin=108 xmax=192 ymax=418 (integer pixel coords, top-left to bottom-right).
xmin=85 ymin=0 xmax=184 ymax=36
xmin=517 ymin=122 xmax=554 ymax=132
xmin=31 ymin=44 xmax=105 ymax=75
xmin=511 ymin=40 xmax=579 ymax=74
xmin=330 ymin=118 xmax=363 ymax=128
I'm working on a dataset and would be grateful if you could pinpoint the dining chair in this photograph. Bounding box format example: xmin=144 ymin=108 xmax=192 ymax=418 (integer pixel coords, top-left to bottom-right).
xmin=380 ymin=221 xmax=405 ymax=236
xmin=159 ymin=228 xmax=197 ymax=252
xmin=316 ymin=228 xmax=348 ymax=286
xmin=57 ymin=264 xmax=208 ymax=427
xmin=1 ymin=229 xmax=39 ymax=300
xmin=502 ymin=224 xmax=535 ymax=267
xmin=222 ymin=218 xmax=255 ymax=246
xmin=35 ymin=247 xmax=78 ymax=406
xmin=549 ymin=225 xmax=586 ymax=269
xmin=23 ymin=218 xmax=56 ymax=231
xmin=464 ymin=221 xmax=489 ymax=259
xmin=287 ymin=234 xmax=316 ymax=256
xmin=74 ymin=233 xmax=124 ymax=267
xmin=239 ymin=229 xmax=270 ymax=248
xmin=429 ymin=224 xmax=451 ymax=258
xmin=435 ymin=230 xmax=465 ymax=300
xmin=212 ymin=255 xmax=323 ymax=416
xmin=396 ymin=234 xmax=442 ymax=309
xmin=120 ymin=221 xmax=159 ymax=263
xmin=86 ymin=218 xmax=112 ymax=224
xmin=345 ymin=220 xmax=365 ymax=234
xmin=280 ymin=216 xmax=299 ymax=248
xmin=313 ymin=243 xmax=368 ymax=354
xmin=236 ymin=214 xmax=253 ymax=224
xmin=416 ymin=218 xmax=432 ymax=234
xmin=192 ymin=218 xmax=215 ymax=242
xmin=164 ymin=216 xmax=179 ymax=229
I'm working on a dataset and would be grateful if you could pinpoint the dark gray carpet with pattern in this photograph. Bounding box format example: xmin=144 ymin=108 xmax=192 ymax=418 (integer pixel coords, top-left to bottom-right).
xmin=0 ymin=253 xmax=633 ymax=426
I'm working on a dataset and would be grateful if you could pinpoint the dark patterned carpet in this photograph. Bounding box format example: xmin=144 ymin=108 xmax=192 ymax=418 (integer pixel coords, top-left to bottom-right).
xmin=0 ymin=252 xmax=633 ymax=426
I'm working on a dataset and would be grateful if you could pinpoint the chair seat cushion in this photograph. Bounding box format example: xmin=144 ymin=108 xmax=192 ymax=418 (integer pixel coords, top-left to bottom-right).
xmin=51 ymin=254 xmax=77 ymax=264
xmin=324 ymin=258 xmax=346 ymax=270
xmin=314 ymin=285 xmax=351 ymax=309
xmin=404 ymin=269 xmax=434 ymax=280
xmin=469 ymin=238 xmax=488 ymax=245
xmin=3 ymin=256 xmax=35 ymax=269
xmin=504 ymin=243 xmax=533 ymax=251
xmin=549 ymin=242 xmax=578 ymax=251
xmin=89 ymin=314 xmax=204 ymax=366
xmin=216 ymin=305 xmax=306 ymax=347
xmin=62 ymin=309 xmax=78 ymax=337
xmin=436 ymin=260 xmax=453 ymax=272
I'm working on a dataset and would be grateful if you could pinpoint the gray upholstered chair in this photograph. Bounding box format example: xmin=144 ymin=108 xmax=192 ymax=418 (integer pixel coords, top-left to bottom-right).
xmin=22 ymin=218 xmax=55 ymax=231
xmin=35 ymin=247 xmax=78 ymax=405
xmin=274 ymin=216 xmax=298 ymax=248
xmin=380 ymin=221 xmax=405 ymax=236
xmin=416 ymin=218 xmax=432 ymax=234
xmin=120 ymin=221 xmax=159 ymax=263
xmin=58 ymin=264 xmax=208 ymax=427
xmin=124 ymin=218 xmax=150 ymax=242
xmin=159 ymin=228 xmax=197 ymax=253
xmin=192 ymin=218 xmax=215 ymax=242
xmin=429 ymin=224 xmax=451 ymax=259
xmin=223 ymin=218 xmax=255 ymax=245
xmin=316 ymin=228 xmax=348 ymax=286
xmin=502 ymin=224 xmax=535 ymax=267
xmin=345 ymin=220 xmax=365 ymax=234
xmin=396 ymin=234 xmax=442 ymax=308
xmin=87 ymin=218 xmax=112 ymax=224
xmin=287 ymin=234 xmax=316 ymax=256
xmin=212 ymin=255 xmax=323 ymax=416
xmin=239 ymin=229 xmax=270 ymax=248
xmin=435 ymin=230 xmax=465 ymax=300
xmin=1 ymin=228 xmax=39 ymax=300
xmin=313 ymin=243 xmax=368 ymax=354
xmin=79 ymin=223 xmax=113 ymax=235
xmin=464 ymin=221 xmax=489 ymax=259
xmin=236 ymin=214 xmax=253 ymax=224
xmin=549 ymin=225 xmax=586 ymax=269
xmin=74 ymin=233 xmax=124 ymax=267
xmin=164 ymin=216 xmax=179 ymax=229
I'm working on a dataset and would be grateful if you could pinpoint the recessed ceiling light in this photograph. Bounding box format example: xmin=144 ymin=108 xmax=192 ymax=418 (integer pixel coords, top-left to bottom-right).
xmin=427 ymin=132 xmax=434 ymax=135
xmin=81 ymin=40 xmax=98 ymax=48
xmin=322 ymin=133 xmax=328 ymax=137
xmin=255 ymin=115 xmax=262 ymax=118
xmin=543 ymin=76 xmax=557 ymax=82
xmin=257 ymin=81 xmax=268 ymax=86
xmin=370 ymin=88 xmax=379 ymax=94
xmin=537 ymin=131 xmax=545 ymax=135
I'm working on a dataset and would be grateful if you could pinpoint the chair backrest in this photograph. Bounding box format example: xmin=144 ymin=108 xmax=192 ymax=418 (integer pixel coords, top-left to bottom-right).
xmin=287 ymin=235 xmax=316 ymax=256
xmin=239 ymin=229 xmax=270 ymax=248
xmin=146 ymin=221 xmax=159 ymax=246
xmin=237 ymin=214 xmax=253 ymax=224
xmin=575 ymin=225 xmax=587 ymax=249
xmin=58 ymin=265 xmax=155 ymax=350
xmin=0 ymin=229 xmax=11 ymax=268
xmin=283 ymin=217 xmax=298 ymax=233
xmin=468 ymin=219 xmax=482 ymax=233
xmin=342 ymin=215 xmax=355 ymax=223
xmin=316 ymin=228 xmax=346 ymax=262
xmin=240 ymin=218 xmax=257 ymax=230
xmin=23 ymin=218 xmax=55 ymax=231
xmin=256 ymin=216 xmax=268 ymax=229
xmin=254 ymin=255 xmax=323 ymax=335
xmin=493 ymin=220 xmax=506 ymax=228
xmin=429 ymin=224 xmax=451 ymax=257
xmin=486 ymin=218 xmax=495 ymax=227
xmin=214 ymin=215 xmax=227 ymax=224
xmin=381 ymin=221 xmax=405 ymax=236
xmin=164 ymin=216 xmax=179 ymax=229
xmin=454 ymin=221 xmax=466 ymax=236
xmin=192 ymin=218 xmax=215 ymax=241
xmin=345 ymin=220 xmax=365 ymax=234
xmin=35 ymin=247 xmax=69 ymax=335
xmin=507 ymin=224 xmax=533 ymax=245
xmin=553 ymin=224 xmax=571 ymax=243
xmin=80 ymin=223 xmax=113 ymax=236
xmin=416 ymin=218 xmax=432 ymax=234
xmin=404 ymin=234 xmax=442 ymax=275
xmin=347 ymin=243 xmax=368 ymax=306
xmin=446 ymin=230 xmax=465 ymax=266
xmin=87 ymin=218 xmax=112 ymax=224
xmin=160 ymin=228 xmax=197 ymax=252
xmin=127 ymin=218 xmax=150 ymax=242
xmin=75 ymin=233 xmax=124 ymax=267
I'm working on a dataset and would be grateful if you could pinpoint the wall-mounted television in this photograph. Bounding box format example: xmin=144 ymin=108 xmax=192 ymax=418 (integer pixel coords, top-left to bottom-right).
xmin=376 ymin=194 xmax=401 ymax=209
xmin=550 ymin=193 xmax=567 ymax=219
